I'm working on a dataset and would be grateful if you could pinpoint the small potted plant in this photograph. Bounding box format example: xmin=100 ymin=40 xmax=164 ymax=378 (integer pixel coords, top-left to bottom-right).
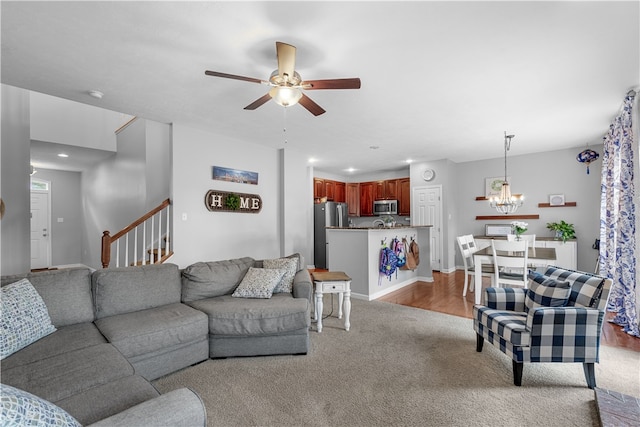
xmin=511 ymin=221 xmax=528 ymax=240
xmin=546 ymin=220 xmax=576 ymax=243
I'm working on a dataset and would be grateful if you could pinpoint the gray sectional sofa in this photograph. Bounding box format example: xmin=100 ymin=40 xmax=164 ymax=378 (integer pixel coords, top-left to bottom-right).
xmin=1 ymin=254 xmax=312 ymax=426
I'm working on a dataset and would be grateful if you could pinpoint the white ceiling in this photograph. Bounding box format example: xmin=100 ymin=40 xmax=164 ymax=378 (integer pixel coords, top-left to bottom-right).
xmin=2 ymin=1 xmax=639 ymax=176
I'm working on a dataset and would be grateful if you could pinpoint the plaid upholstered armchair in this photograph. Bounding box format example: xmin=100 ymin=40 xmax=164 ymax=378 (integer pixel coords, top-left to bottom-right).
xmin=473 ymin=266 xmax=612 ymax=388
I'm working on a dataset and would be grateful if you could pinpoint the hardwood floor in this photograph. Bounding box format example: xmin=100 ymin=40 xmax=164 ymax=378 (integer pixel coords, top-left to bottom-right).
xmin=377 ymin=270 xmax=640 ymax=352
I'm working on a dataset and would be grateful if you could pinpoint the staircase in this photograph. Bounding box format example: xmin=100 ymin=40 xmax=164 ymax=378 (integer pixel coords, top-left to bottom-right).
xmin=101 ymin=199 xmax=173 ymax=268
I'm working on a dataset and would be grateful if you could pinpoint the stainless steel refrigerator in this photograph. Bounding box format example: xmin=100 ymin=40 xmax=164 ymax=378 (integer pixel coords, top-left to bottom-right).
xmin=314 ymin=202 xmax=348 ymax=269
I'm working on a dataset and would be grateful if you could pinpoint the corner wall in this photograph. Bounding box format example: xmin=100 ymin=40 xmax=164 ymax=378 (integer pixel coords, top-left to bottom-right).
xmin=1 ymin=85 xmax=31 ymax=275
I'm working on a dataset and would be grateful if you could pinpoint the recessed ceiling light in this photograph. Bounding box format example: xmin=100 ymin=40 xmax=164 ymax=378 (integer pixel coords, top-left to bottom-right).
xmin=308 ymin=157 xmax=317 ymax=164
xmin=88 ymin=90 xmax=104 ymax=99
xmin=406 ymin=159 xmax=413 ymax=164
xmin=57 ymin=153 xmax=69 ymax=158
xmin=346 ymin=167 xmax=356 ymax=173
xmin=369 ymin=145 xmax=379 ymax=150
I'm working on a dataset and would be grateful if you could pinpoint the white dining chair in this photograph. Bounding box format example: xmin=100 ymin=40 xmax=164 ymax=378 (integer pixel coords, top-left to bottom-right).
xmin=457 ymin=234 xmax=495 ymax=297
xmin=491 ymin=239 xmax=529 ymax=289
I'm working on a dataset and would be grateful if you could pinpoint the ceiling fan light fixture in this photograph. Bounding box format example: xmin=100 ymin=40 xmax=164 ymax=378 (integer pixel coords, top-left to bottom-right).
xmin=269 ymin=86 xmax=302 ymax=107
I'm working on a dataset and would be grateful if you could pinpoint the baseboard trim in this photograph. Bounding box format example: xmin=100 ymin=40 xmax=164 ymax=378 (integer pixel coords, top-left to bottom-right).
xmin=352 ymin=277 xmax=434 ymax=301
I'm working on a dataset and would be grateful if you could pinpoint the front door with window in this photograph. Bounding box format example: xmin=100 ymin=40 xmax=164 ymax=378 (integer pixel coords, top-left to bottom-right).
xmin=30 ymin=185 xmax=51 ymax=269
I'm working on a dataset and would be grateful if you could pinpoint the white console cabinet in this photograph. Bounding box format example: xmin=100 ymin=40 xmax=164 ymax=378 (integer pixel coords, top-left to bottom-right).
xmin=541 ymin=240 xmax=577 ymax=270
xmin=474 ymin=237 xmax=577 ymax=271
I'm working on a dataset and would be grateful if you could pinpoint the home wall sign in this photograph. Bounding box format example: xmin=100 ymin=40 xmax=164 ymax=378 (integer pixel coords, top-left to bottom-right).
xmin=212 ymin=166 xmax=258 ymax=185
xmin=205 ymin=190 xmax=262 ymax=213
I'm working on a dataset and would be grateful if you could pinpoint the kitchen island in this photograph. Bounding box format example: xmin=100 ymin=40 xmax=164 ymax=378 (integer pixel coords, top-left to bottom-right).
xmin=325 ymin=226 xmax=432 ymax=300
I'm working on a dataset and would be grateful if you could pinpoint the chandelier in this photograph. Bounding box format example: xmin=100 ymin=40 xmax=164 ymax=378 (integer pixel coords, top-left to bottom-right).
xmin=489 ymin=132 xmax=524 ymax=214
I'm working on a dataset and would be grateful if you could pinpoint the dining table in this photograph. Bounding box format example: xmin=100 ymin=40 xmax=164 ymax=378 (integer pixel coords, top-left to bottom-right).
xmin=473 ymin=246 xmax=557 ymax=305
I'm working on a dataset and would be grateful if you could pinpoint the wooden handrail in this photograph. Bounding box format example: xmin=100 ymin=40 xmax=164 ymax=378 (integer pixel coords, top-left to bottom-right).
xmin=101 ymin=198 xmax=171 ymax=268
xmin=110 ymin=198 xmax=170 ymax=241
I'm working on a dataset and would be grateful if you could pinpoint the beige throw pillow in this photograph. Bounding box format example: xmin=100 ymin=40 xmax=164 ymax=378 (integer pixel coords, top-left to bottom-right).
xmin=263 ymin=257 xmax=298 ymax=293
xmin=232 ymin=267 xmax=286 ymax=299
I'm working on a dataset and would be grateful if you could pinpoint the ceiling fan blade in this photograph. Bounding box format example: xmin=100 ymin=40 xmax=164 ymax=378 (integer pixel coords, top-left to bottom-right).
xmin=302 ymin=78 xmax=361 ymax=90
xmin=298 ymin=94 xmax=326 ymax=116
xmin=243 ymin=93 xmax=272 ymax=110
xmin=276 ymin=41 xmax=296 ymax=80
xmin=205 ymin=70 xmax=266 ymax=85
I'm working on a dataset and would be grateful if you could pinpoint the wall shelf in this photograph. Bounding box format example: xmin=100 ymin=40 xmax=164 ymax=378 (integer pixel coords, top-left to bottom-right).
xmin=475 ymin=214 xmax=540 ymax=220
xmin=475 ymin=194 xmax=522 ymax=201
xmin=538 ymin=202 xmax=577 ymax=208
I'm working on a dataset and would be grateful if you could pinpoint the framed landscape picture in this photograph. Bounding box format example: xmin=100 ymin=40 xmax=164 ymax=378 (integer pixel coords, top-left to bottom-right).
xmin=212 ymin=166 xmax=258 ymax=185
xmin=485 ymin=176 xmax=509 ymax=198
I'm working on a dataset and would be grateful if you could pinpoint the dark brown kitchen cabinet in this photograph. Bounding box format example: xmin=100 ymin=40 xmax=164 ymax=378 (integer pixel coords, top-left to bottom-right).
xmin=334 ymin=182 xmax=346 ymax=203
xmin=359 ymin=182 xmax=374 ymax=216
xmin=313 ymin=178 xmax=324 ymax=199
xmin=398 ymin=178 xmax=410 ymax=215
xmin=324 ymin=180 xmax=335 ymax=201
xmin=374 ymin=179 xmax=398 ymax=200
xmin=346 ymin=183 xmax=360 ymax=216
xmin=314 ymin=177 xmax=346 ymax=202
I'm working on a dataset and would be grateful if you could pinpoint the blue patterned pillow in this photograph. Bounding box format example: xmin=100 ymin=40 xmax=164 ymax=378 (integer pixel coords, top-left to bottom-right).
xmin=232 ymin=267 xmax=286 ymax=299
xmin=1 ymin=279 xmax=56 ymax=360
xmin=525 ymin=273 xmax=571 ymax=313
xmin=1 ymin=383 xmax=81 ymax=426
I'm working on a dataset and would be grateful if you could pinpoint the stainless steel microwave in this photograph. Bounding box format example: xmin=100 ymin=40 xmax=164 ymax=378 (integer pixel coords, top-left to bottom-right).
xmin=373 ymin=200 xmax=398 ymax=215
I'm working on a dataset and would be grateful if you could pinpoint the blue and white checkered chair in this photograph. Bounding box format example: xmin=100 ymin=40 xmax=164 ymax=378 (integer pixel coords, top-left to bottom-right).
xmin=473 ymin=266 xmax=612 ymax=388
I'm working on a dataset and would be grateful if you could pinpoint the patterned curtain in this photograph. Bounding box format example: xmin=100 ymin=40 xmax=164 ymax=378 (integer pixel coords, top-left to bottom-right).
xmin=599 ymin=92 xmax=638 ymax=337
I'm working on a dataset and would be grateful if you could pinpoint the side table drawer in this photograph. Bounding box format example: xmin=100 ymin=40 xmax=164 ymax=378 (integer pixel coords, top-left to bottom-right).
xmin=321 ymin=282 xmax=347 ymax=292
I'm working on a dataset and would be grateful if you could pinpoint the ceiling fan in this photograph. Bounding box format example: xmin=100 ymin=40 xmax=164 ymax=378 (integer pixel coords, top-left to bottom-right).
xmin=205 ymin=41 xmax=361 ymax=116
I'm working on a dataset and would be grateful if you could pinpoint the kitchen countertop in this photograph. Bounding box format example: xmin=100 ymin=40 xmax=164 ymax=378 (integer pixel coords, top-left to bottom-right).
xmin=327 ymin=225 xmax=432 ymax=230
xmin=474 ymin=235 xmax=576 ymax=241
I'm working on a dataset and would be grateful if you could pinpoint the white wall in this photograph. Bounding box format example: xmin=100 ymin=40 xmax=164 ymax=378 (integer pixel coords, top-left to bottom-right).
xmin=30 ymin=91 xmax=131 ymax=151
xmin=171 ymin=123 xmax=311 ymax=268
xmin=281 ymin=149 xmax=313 ymax=265
xmin=81 ymin=119 xmax=171 ymax=269
xmin=1 ymin=85 xmax=31 ymax=275
xmin=451 ymin=145 xmax=602 ymax=272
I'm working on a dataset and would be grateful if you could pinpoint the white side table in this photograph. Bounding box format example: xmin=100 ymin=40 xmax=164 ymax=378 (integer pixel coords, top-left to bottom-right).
xmin=311 ymin=271 xmax=351 ymax=333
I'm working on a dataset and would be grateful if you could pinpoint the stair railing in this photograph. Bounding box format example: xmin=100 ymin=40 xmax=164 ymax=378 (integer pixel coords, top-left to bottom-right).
xmin=101 ymin=198 xmax=172 ymax=268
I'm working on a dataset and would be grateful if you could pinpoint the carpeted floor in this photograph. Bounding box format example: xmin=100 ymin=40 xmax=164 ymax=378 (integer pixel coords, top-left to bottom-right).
xmin=154 ymin=298 xmax=640 ymax=426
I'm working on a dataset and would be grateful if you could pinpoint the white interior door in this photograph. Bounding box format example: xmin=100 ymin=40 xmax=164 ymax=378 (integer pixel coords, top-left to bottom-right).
xmin=31 ymin=191 xmax=51 ymax=269
xmin=412 ymin=186 xmax=442 ymax=271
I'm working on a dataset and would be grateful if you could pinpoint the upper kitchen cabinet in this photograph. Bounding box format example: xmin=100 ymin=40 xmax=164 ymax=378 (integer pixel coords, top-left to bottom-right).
xmin=346 ymin=183 xmax=360 ymax=216
xmin=324 ymin=180 xmax=335 ymax=201
xmin=334 ymin=182 xmax=346 ymax=203
xmin=313 ymin=177 xmax=345 ymax=203
xmin=313 ymin=178 xmax=324 ymax=199
xmin=359 ymin=182 xmax=374 ymax=216
xmin=375 ymin=179 xmax=398 ymax=200
xmin=398 ymin=178 xmax=410 ymax=215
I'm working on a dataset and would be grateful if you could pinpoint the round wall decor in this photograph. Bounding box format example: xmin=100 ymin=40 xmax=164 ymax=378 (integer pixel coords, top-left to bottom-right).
xmin=422 ymin=168 xmax=436 ymax=181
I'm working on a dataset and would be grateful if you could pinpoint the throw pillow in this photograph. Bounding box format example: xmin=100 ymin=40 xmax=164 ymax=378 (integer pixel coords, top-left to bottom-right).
xmin=232 ymin=267 xmax=286 ymax=299
xmin=524 ymin=274 xmax=571 ymax=314
xmin=263 ymin=257 xmax=298 ymax=293
xmin=1 ymin=383 xmax=81 ymax=427
xmin=1 ymin=279 xmax=56 ymax=360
